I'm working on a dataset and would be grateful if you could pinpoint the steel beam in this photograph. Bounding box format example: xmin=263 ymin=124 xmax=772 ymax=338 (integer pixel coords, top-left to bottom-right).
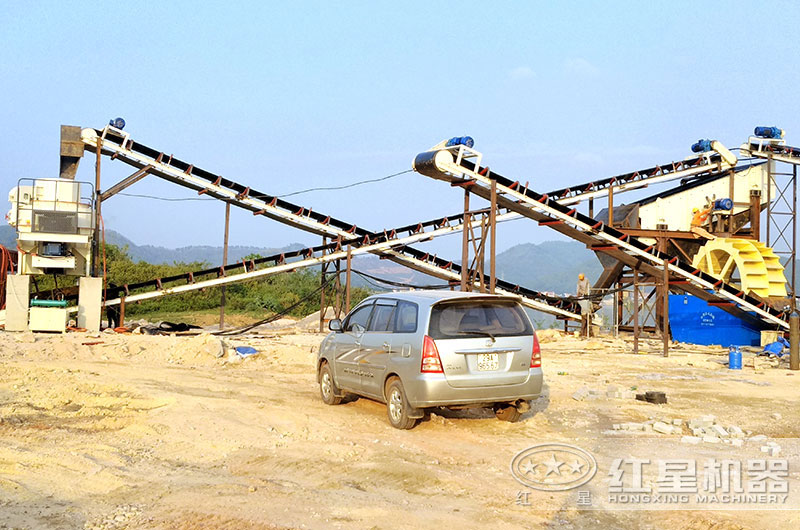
xmin=99 ymin=166 xmax=152 ymax=202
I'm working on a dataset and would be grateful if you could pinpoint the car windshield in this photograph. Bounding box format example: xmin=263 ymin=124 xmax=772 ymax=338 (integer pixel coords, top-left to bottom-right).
xmin=428 ymin=300 xmax=532 ymax=339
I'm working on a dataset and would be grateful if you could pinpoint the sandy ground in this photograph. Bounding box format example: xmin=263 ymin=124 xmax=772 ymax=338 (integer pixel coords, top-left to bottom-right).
xmin=0 ymin=328 xmax=798 ymax=529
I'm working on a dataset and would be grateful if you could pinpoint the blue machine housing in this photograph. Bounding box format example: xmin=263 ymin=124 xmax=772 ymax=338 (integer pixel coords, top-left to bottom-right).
xmin=446 ymin=136 xmax=474 ymax=148
xmin=669 ymin=294 xmax=760 ymax=346
xmin=691 ymin=139 xmax=713 ymax=153
xmin=754 ymin=126 xmax=783 ymax=139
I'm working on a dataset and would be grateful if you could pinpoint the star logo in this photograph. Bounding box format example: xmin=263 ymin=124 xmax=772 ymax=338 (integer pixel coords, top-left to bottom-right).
xmin=542 ymin=454 xmax=564 ymax=476
xmin=519 ymin=459 xmax=538 ymax=475
xmin=511 ymin=443 xmax=598 ymax=491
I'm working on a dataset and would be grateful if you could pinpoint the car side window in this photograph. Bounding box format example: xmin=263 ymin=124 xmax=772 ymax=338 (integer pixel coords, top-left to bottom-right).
xmin=392 ymin=301 xmax=418 ymax=333
xmin=368 ymin=302 xmax=396 ymax=332
xmin=344 ymin=303 xmax=373 ymax=333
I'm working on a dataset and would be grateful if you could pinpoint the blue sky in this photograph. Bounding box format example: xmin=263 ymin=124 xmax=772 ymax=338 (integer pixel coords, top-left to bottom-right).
xmin=2 ymin=1 xmax=799 ymax=258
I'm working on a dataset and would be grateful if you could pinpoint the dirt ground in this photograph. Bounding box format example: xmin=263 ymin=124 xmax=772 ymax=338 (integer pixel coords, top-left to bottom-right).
xmin=0 ymin=327 xmax=798 ymax=529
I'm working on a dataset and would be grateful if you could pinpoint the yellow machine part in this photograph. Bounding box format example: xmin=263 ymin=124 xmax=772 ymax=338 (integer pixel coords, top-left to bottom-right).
xmin=691 ymin=238 xmax=787 ymax=298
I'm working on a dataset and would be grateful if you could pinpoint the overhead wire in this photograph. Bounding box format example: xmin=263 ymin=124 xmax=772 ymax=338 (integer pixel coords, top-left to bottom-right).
xmin=213 ymin=272 xmax=337 ymax=336
xmin=277 ymin=170 xmax=412 ymax=198
xmin=348 ymin=268 xmax=451 ymax=290
xmin=114 ymin=169 xmax=413 ymax=202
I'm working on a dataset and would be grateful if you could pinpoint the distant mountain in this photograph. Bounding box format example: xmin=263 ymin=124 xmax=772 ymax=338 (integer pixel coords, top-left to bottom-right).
xmin=0 ymin=225 xmax=13 ymax=248
xmin=6 ymin=224 xmax=800 ymax=300
xmin=103 ymin=230 xmax=305 ymax=265
xmin=495 ymin=241 xmax=604 ymax=295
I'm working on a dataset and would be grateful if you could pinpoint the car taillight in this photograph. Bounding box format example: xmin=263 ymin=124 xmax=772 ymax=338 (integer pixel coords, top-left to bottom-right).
xmin=421 ymin=335 xmax=444 ymax=373
xmin=530 ymin=332 xmax=541 ymax=368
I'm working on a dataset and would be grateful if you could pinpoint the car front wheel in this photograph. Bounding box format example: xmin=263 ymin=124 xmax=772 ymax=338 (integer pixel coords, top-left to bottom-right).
xmin=385 ymin=378 xmax=417 ymax=430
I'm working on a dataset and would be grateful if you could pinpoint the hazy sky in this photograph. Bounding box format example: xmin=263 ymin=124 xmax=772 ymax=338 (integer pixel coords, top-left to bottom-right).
xmin=2 ymin=1 xmax=799 ymax=259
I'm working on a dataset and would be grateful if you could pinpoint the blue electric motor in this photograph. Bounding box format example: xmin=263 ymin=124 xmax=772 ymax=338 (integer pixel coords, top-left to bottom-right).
xmin=691 ymin=139 xmax=713 ymax=153
xmin=446 ymin=136 xmax=474 ymax=148
xmin=109 ymin=117 xmax=126 ymax=130
xmin=714 ymin=198 xmax=733 ymax=210
xmin=754 ymin=126 xmax=783 ymax=139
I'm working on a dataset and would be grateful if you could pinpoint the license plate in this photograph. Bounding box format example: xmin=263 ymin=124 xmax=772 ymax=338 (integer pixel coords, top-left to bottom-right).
xmin=477 ymin=353 xmax=499 ymax=371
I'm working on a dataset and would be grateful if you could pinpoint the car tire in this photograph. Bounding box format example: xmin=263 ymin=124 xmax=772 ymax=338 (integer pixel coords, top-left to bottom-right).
xmin=385 ymin=378 xmax=417 ymax=430
xmin=319 ymin=362 xmax=342 ymax=405
xmin=494 ymin=404 xmax=521 ymax=422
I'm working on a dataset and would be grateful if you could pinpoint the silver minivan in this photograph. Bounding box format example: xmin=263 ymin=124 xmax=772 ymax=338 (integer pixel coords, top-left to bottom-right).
xmin=316 ymin=291 xmax=543 ymax=429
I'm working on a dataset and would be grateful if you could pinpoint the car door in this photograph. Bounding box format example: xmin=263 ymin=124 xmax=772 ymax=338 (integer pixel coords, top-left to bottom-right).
xmin=357 ymin=299 xmax=396 ymax=399
xmin=332 ymin=301 xmax=374 ymax=392
xmin=387 ymin=300 xmax=420 ymax=379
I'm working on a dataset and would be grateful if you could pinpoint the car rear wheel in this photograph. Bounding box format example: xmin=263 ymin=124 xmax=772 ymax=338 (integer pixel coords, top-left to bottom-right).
xmin=494 ymin=404 xmax=521 ymax=422
xmin=319 ymin=362 xmax=342 ymax=405
xmin=385 ymin=378 xmax=417 ymax=430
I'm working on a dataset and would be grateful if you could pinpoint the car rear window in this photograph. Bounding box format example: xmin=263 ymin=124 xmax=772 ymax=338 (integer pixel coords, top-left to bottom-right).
xmin=428 ymin=300 xmax=532 ymax=339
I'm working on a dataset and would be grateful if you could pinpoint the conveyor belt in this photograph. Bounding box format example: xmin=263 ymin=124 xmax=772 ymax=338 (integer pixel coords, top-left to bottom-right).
xmin=91 ymin=232 xmax=579 ymax=317
xmin=79 ymin=126 xmax=732 ymax=318
xmin=78 ymin=127 xmax=579 ymax=318
xmin=747 ymin=141 xmax=800 ymax=166
xmin=413 ymin=145 xmax=789 ymax=330
xmin=547 ymin=152 xmax=728 ymax=205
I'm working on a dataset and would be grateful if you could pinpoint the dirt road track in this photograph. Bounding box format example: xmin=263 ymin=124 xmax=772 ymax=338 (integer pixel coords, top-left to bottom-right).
xmin=0 ymin=330 xmax=798 ymax=529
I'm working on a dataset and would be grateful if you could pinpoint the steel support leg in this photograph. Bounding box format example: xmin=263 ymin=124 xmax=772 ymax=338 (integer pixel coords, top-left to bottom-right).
xmin=633 ymin=266 xmax=639 ymax=355
xmin=319 ymin=236 xmax=327 ymax=333
xmin=219 ymin=202 xmax=230 ymax=330
xmin=663 ymin=261 xmax=670 ymax=357
xmin=489 ymin=181 xmax=497 ymax=294
xmin=345 ymin=245 xmax=352 ymax=313
xmin=461 ymin=189 xmax=470 ymax=292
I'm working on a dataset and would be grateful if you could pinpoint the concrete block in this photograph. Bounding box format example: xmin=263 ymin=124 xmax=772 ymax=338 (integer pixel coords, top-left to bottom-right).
xmin=622 ymin=422 xmax=645 ymax=431
xmin=5 ymin=274 xmax=30 ymax=332
xmin=710 ymin=425 xmax=729 ymax=438
xmin=728 ymin=426 xmax=744 ymax=438
xmin=681 ymin=436 xmax=702 ymax=444
xmin=689 ymin=417 xmax=714 ymax=430
xmin=653 ymin=421 xmax=674 ymax=434
xmin=703 ymin=436 xmax=721 ymax=444
xmin=749 ymin=435 xmax=768 ymax=443
xmin=572 ymin=387 xmax=589 ymax=401
xmin=731 ymin=439 xmax=744 ymax=447
xmin=672 ymin=419 xmax=683 ymax=426
xmin=78 ymin=277 xmax=103 ymax=332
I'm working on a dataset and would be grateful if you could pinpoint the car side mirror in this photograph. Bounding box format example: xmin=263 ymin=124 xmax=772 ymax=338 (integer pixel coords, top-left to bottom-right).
xmin=328 ymin=319 xmax=342 ymax=332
